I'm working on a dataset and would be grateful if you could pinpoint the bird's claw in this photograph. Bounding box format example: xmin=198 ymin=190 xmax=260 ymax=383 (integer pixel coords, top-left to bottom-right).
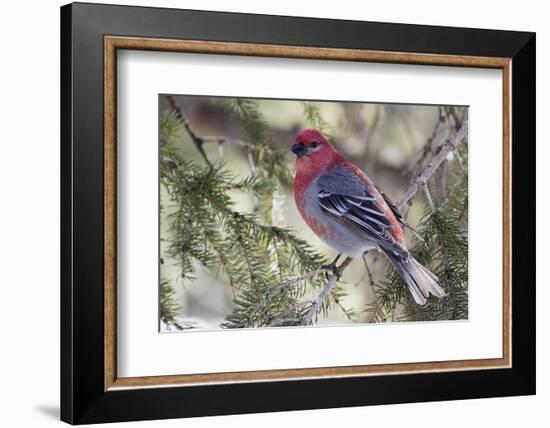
xmin=321 ymin=262 xmax=342 ymax=280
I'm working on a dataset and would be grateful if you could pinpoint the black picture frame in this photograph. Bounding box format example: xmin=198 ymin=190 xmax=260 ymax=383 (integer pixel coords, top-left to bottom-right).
xmin=61 ymin=2 xmax=535 ymax=424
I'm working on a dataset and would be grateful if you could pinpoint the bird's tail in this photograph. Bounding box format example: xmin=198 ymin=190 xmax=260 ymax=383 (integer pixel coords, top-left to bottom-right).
xmin=384 ymin=251 xmax=446 ymax=305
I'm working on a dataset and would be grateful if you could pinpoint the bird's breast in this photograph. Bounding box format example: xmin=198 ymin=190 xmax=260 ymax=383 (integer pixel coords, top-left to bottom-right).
xmin=297 ymin=178 xmax=376 ymax=258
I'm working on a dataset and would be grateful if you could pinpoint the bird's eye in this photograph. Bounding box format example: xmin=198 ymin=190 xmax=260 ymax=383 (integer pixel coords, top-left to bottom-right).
xmin=310 ymin=141 xmax=319 ymax=148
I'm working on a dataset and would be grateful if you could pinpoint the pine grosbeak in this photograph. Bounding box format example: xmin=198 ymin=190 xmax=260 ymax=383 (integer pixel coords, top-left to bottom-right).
xmin=292 ymin=129 xmax=445 ymax=305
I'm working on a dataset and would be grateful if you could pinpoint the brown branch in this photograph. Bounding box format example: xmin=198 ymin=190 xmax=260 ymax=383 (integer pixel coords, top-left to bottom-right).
xmin=362 ymin=253 xmax=375 ymax=286
xmin=167 ymin=95 xmax=214 ymax=167
xmin=396 ymin=120 xmax=468 ymax=209
xmin=260 ymin=267 xmax=334 ymax=307
xmin=201 ymin=134 xmax=261 ymax=178
xmin=406 ymin=106 xmax=446 ymax=177
xmin=417 ymin=176 xmax=436 ymax=213
xmin=334 ymin=300 xmax=357 ymax=321
xmin=299 ymin=257 xmax=353 ymax=325
xmin=446 ymin=106 xmax=462 ymax=130
xmin=261 ymin=257 xmax=358 ymax=326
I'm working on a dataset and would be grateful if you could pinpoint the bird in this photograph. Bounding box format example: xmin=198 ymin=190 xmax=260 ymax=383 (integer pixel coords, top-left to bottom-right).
xmin=292 ymin=128 xmax=445 ymax=305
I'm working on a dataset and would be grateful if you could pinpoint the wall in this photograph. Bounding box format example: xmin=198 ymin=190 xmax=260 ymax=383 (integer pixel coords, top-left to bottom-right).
xmin=0 ymin=0 xmax=545 ymax=426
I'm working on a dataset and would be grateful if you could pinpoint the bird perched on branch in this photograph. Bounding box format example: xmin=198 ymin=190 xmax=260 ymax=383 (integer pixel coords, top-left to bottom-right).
xmin=292 ymin=129 xmax=445 ymax=305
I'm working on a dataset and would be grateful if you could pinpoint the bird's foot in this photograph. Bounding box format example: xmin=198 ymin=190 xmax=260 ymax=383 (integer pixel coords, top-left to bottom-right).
xmin=321 ymin=261 xmax=343 ymax=280
xmin=321 ymin=253 xmax=343 ymax=279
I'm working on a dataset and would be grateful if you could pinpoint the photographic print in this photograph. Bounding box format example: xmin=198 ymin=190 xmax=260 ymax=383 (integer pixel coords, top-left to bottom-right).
xmin=159 ymin=95 xmax=468 ymax=331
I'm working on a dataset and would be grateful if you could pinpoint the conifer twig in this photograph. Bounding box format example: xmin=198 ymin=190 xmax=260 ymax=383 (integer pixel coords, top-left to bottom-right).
xmin=362 ymin=253 xmax=375 ymax=286
xmin=416 ymin=176 xmax=436 ymax=213
xmin=300 ymin=257 xmax=353 ymax=325
xmin=406 ymin=106 xmax=446 ymax=176
xmin=166 ymin=95 xmax=214 ymax=167
xmin=264 ymin=268 xmax=329 ymax=296
xmin=202 ymin=135 xmax=253 ymax=149
xmin=397 ymin=120 xmax=468 ymax=209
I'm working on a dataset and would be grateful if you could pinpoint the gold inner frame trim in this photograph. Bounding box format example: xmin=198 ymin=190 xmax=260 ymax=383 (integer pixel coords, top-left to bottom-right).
xmin=104 ymin=36 xmax=512 ymax=391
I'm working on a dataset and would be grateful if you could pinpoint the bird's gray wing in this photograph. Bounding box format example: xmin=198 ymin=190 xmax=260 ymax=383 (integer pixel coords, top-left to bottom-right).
xmin=317 ymin=166 xmax=406 ymax=255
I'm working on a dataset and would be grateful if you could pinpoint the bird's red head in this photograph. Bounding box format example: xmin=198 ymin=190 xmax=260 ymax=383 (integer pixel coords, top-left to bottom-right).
xmin=292 ymin=129 xmax=344 ymax=168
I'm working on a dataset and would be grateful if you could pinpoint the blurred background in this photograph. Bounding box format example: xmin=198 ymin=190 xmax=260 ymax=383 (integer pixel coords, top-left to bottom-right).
xmin=159 ymin=94 xmax=468 ymax=331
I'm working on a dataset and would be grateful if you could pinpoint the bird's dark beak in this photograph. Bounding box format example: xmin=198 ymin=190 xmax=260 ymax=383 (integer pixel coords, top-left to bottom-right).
xmin=292 ymin=142 xmax=307 ymax=158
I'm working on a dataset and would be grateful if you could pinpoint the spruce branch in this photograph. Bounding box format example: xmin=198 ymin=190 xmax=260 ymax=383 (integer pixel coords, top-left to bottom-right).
xmin=304 ymin=102 xmax=331 ymax=133
xmin=397 ymin=120 xmax=468 ymax=209
xmin=299 ymin=257 xmax=353 ymax=325
xmin=159 ymin=278 xmax=185 ymax=330
xmin=445 ymin=106 xmax=462 ymax=130
xmin=261 ymin=267 xmax=331 ymax=301
xmin=368 ymin=175 xmax=469 ymax=322
xmin=166 ymin=95 xmax=214 ymax=167
xmin=406 ymin=106 xmax=446 ymax=176
xmin=200 ymin=135 xmax=258 ymax=151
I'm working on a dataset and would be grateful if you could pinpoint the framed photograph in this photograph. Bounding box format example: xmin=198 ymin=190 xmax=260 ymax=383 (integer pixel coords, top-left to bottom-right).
xmin=61 ymin=2 xmax=535 ymax=424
